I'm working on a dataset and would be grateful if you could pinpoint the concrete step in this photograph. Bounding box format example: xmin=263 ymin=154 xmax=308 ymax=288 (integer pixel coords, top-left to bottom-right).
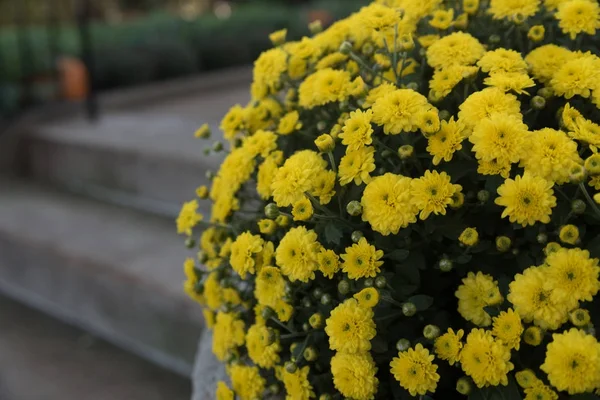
xmin=0 ymin=294 xmax=191 ymax=400
xmin=0 ymin=177 xmax=203 ymax=376
xmin=19 ymin=84 xmax=249 ymax=218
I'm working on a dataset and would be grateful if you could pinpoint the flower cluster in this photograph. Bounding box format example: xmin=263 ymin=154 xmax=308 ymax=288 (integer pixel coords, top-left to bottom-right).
xmin=179 ymin=0 xmax=600 ymax=398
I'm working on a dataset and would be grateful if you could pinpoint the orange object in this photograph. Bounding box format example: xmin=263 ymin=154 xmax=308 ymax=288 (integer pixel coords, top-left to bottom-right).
xmin=58 ymin=57 xmax=89 ymax=101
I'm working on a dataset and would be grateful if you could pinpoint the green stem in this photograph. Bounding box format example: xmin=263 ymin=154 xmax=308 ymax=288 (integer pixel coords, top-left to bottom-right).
xmin=270 ymin=317 xmax=295 ymax=333
xmin=397 ymin=52 xmax=408 ymax=86
xmin=280 ymin=331 xmax=308 ymax=340
xmin=579 ymin=182 xmax=600 ymax=219
xmin=327 ymin=151 xmax=337 ymax=174
xmin=381 ymin=296 xmax=404 ymax=308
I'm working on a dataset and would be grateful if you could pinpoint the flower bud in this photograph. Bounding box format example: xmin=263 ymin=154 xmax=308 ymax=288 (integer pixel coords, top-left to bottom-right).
xmin=405 ymin=82 xmax=419 ymax=91
xmin=212 ymin=141 xmax=224 ymax=152
xmin=185 ymin=237 xmax=196 ymax=249
xmin=302 ymin=297 xmax=312 ymax=308
xmin=317 ymin=121 xmax=327 ymax=131
xmin=276 ymin=214 xmax=290 ymax=227
xmin=402 ymin=302 xmax=417 ymax=316
xmin=544 ymin=241 xmax=562 ymax=255
xmin=351 ymin=230 xmax=364 ymax=243
xmin=559 ymin=224 xmax=579 ymax=245
xmin=399 ymin=34 xmax=414 ymax=51
xmin=303 ymin=346 xmax=319 ymax=361
xmin=265 ymin=203 xmax=280 ymax=219
xmin=423 ymin=324 xmax=441 ymax=339
xmin=527 ymin=25 xmax=545 ymax=42
xmin=346 ymin=201 xmax=363 ymax=216
xmin=516 ymin=369 xmax=537 ymax=388
xmin=339 ymin=41 xmax=353 ymax=55
xmin=439 ymin=258 xmax=453 ymax=272
xmin=381 ymin=149 xmax=394 ymax=158
xmin=265 ymin=328 xmax=278 ymax=345
xmin=361 ymin=42 xmax=375 ymax=57
xmin=530 ymin=95 xmax=546 ymax=110
xmin=569 ymin=164 xmax=586 ymax=183
xmin=523 ymin=326 xmax=543 ymax=346
xmin=269 ymin=29 xmax=287 ymax=46
xmin=489 ymin=34 xmax=501 ymax=44
xmin=269 ymin=383 xmax=280 ymax=395
xmin=477 ymin=190 xmax=490 ymax=203
xmin=302 ymin=322 xmax=310 ymax=332
xmin=308 ymin=20 xmax=323 ymax=34
xmin=459 ymin=227 xmax=479 ymax=247
xmin=595 ymin=193 xmax=600 ymax=205
xmin=309 ymin=313 xmax=324 ymax=329
xmin=203 ymin=147 xmax=211 ymax=156
xmin=570 ymin=199 xmax=586 ymax=215
xmin=364 ymin=278 xmax=374 ymax=287
xmin=451 ymin=192 xmax=465 ymax=209
xmin=315 ymin=134 xmax=335 ymax=153
xmin=454 ymin=13 xmax=469 ymax=30
xmin=495 ymin=236 xmax=511 ymax=252
xmin=205 ymin=170 xmax=214 ymax=180
xmin=312 ymin=288 xmax=323 ymax=300
xmin=194 ymin=123 xmax=211 ymax=139
xmin=375 ymin=276 xmax=387 ymax=289
xmin=569 ymin=308 xmax=591 ymax=327
xmin=456 ymin=377 xmax=472 ymax=395
xmin=320 ymin=293 xmax=332 ymax=305
xmin=338 ymin=279 xmax=351 ymax=295
xmin=438 ymin=109 xmax=451 ymax=121
xmin=196 ymin=185 xmax=209 ymax=199
xmin=285 ymin=361 xmax=297 ymax=373
xmin=585 ymin=324 xmax=596 ymax=336
xmin=396 ymin=338 xmax=411 ymax=352
xmin=261 ymin=306 xmax=276 ymax=320
xmin=319 ymin=395 xmax=333 ymax=400
xmin=537 ymin=87 xmax=553 ymax=99
xmin=398 ymin=144 xmax=414 ymax=159
xmin=536 ymin=233 xmax=548 ymax=244
xmin=585 ymin=154 xmax=600 ymax=175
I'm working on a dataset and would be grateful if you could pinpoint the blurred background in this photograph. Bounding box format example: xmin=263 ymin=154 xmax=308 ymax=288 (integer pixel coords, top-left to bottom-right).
xmin=0 ymin=1 xmax=365 ymax=399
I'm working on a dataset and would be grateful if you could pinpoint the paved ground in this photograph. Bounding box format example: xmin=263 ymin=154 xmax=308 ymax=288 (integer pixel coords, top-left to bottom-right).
xmin=0 ymin=294 xmax=191 ymax=400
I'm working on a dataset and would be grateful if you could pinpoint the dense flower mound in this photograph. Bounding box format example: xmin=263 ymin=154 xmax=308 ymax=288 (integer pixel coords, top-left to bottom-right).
xmin=179 ymin=0 xmax=600 ymax=398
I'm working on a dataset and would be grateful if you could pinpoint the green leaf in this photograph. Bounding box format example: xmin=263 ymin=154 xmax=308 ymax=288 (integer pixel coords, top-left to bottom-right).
xmin=386 ymin=249 xmax=410 ymax=262
xmin=407 ymin=294 xmax=434 ymax=311
xmin=323 ymin=224 xmax=343 ymax=245
xmin=456 ymin=254 xmax=472 ymax=264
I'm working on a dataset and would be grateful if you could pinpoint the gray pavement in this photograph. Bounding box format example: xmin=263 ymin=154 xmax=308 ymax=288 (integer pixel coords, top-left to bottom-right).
xmin=0 ymin=294 xmax=191 ymax=400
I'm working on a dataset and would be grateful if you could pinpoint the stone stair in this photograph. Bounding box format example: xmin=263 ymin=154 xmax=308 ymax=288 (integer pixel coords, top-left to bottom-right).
xmin=0 ymin=67 xmax=251 ymax=381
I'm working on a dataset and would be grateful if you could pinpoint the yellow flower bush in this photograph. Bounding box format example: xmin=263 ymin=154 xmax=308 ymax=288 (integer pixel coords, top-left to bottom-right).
xmin=179 ymin=0 xmax=600 ymax=398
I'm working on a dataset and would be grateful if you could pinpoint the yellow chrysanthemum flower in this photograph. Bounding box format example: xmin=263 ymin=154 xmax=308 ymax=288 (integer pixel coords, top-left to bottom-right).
xmin=252 ymin=47 xmax=288 ymax=98
xmin=478 ymin=49 xmax=528 ymax=73
xmin=426 ymin=31 xmax=485 ymax=69
xmin=390 ymin=343 xmax=440 ymax=396
xmin=550 ymin=54 xmax=600 ymax=99
xmin=220 ymin=104 xmax=246 ymax=140
xmin=371 ymin=89 xmax=432 ymax=134
xmin=460 ymin=329 xmax=514 ymax=388
xmin=459 ymin=227 xmax=479 ymax=247
xmin=354 ymin=287 xmax=380 ymax=308
xmin=528 ymin=25 xmax=545 ymax=42
xmin=213 ymin=311 xmax=245 ymax=361
xmin=216 ymin=381 xmax=234 ymax=400
xmin=229 ymin=231 xmax=264 ymax=278
xmin=523 ymin=326 xmax=543 ymax=346
xmin=298 ymin=68 xmax=352 ymax=109
xmin=555 ymin=0 xmax=600 ymax=39
xmin=525 ymin=44 xmax=573 ymax=83
xmin=278 ymin=111 xmax=303 ymax=135
xmin=569 ymin=308 xmax=591 ymax=327
xmin=484 ymin=72 xmax=536 ymax=95
xmin=258 ymin=219 xmax=277 ymax=235
xmin=495 ymin=173 xmax=557 ymax=226
xmin=458 ymin=87 xmax=521 ymax=129
xmin=292 ymin=197 xmax=314 ymax=221
xmin=340 ymin=109 xmax=374 ymax=151
xmin=279 ymin=365 xmax=314 ymax=400
xmin=492 ymin=308 xmax=524 ymax=350
xmin=325 ymin=298 xmax=376 ymax=353
xmin=363 ymin=82 xmax=396 ymax=108
xmin=317 ymin=248 xmax=340 ymax=279
xmin=426 ymin=117 xmax=467 ymax=165
xmin=275 ymin=226 xmax=320 ymax=282
xmin=558 ymin=224 xmax=579 ymax=244
xmin=341 ymin=237 xmax=384 ymax=279
xmin=176 ymin=199 xmax=203 ymax=236
xmin=489 ymin=0 xmax=540 ymax=21
xmin=410 ymin=170 xmax=462 ymax=220
xmin=331 ymin=352 xmax=379 ymax=400
xmin=434 ymin=328 xmax=464 ymax=365
xmin=516 ymin=369 xmax=539 ymax=388
xmin=520 ymin=128 xmax=583 ymax=184
xmin=271 ymin=150 xmax=328 ymax=207
xmin=507 ymin=266 xmax=570 ymax=330
xmin=524 ymin=381 xmax=558 ymax=400
xmin=361 ymin=173 xmax=418 ymax=235
xmin=470 ymin=113 xmax=529 ymax=166
xmin=228 ymin=364 xmax=265 ymax=400
xmin=255 ymin=266 xmax=286 ymax=309
xmin=246 ymin=323 xmax=281 ymax=368
xmin=429 ymin=8 xmax=454 ymax=30
xmin=455 ymin=271 xmax=503 ymax=326
xmin=541 ymin=328 xmax=600 ymax=394
xmin=338 ymin=146 xmax=376 ymax=186
xmin=545 ymin=247 xmax=600 ymax=304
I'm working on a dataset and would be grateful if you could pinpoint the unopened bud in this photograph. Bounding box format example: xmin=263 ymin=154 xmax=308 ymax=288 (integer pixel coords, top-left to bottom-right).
xmin=309 ymin=313 xmax=324 ymax=329
xmin=205 ymin=170 xmax=214 ymax=180
xmin=285 ymin=361 xmax=297 ymax=373
xmin=338 ymin=280 xmax=350 ymax=295
xmin=308 ymin=20 xmax=323 ymax=34
xmin=312 ymin=288 xmax=323 ymax=300
xmin=317 ymin=121 xmax=327 ymax=131
xmin=315 ymin=134 xmax=335 ymax=153
xmin=572 ymin=199 xmax=586 ymax=214
xmin=351 ymin=230 xmax=364 ymax=243
xmin=398 ymin=144 xmax=414 ymax=159
xmin=320 ymin=293 xmax=332 ymax=305
xmin=375 ymin=276 xmax=387 ymax=289
xmin=212 ymin=141 xmax=224 ymax=152
xmin=423 ymin=324 xmax=441 ymax=339
xmin=185 ymin=237 xmax=196 ymax=249
xmin=396 ymin=338 xmax=411 ymax=352
xmin=536 ymin=233 xmax=548 ymax=244
xmin=537 ymin=87 xmax=553 ymax=99
xmin=339 ymin=41 xmax=353 ymax=55
xmin=531 ymin=95 xmax=546 ymax=110
xmin=456 ymin=377 xmax=472 ymax=395
xmin=402 ymin=302 xmax=417 ymax=316
xmin=477 ymin=190 xmax=490 ymax=203
xmin=364 ymin=278 xmax=374 ymax=287
xmin=489 ymin=34 xmax=501 ymax=44
xmin=438 ymin=109 xmax=451 ymax=121
xmin=303 ymin=346 xmax=319 ymax=361
xmin=496 ymin=236 xmax=512 ymax=252
xmin=439 ymin=258 xmax=453 ymax=272
xmin=269 ymin=383 xmax=280 ymax=395
xmin=361 ymin=42 xmax=375 ymax=56
xmin=347 ymin=201 xmax=363 ymax=216
xmin=265 ymin=203 xmax=280 ymax=219
xmin=261 ymin=306 xmax=276 ymax=320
